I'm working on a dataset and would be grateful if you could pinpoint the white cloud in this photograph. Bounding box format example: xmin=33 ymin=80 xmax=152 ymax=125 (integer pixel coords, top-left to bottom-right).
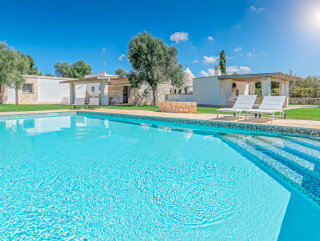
xmin=250 ymin=6 xmax=264 ymax=13
xmin=234 ymin=47 xmax=242 ymax=52
xmin=203 ymin=55 xmax=219 ymax=64
xmin=192 ymin=59 xmax=199 ymax=63
xmin=208 ymin=36 xmax=214 ymax=41
xmin=118 ymin=54 xmax=126 ymax=61
xmin=247 ymin=52 xmax=256 ymax=57
xmin=199 ymin=68 xmax=216 ymax=77
xmin=227 ymin=66 xmax=252 ymax=75
xmin=170 ymin=32 xmax=189 ymax=43
xmin=200 ymin=70 xmax=209 ymax=77
xmin=247 ymin=48 xmax=256 ymax=57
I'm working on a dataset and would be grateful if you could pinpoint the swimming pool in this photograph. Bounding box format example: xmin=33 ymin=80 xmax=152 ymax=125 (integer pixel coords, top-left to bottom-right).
xmin=0 ymin=112 xmax=320 ymax=240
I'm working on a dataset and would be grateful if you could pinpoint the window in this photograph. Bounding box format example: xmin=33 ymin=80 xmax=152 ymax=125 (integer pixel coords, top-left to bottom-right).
xmin=22 ymin=84 xmax=33 ymax=93
xmin=91 ymin=86 xmax=95 ymax=92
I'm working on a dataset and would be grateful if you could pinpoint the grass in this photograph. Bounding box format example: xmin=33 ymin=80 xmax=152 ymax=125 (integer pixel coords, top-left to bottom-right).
xmin=285 ymin=107 xmax=320 ymax=121
xmin=100 ymin=105 xmax=159 ymax=111
xmin=0 ymin=104 xmax=70 ymax=112
xmin=1 ymin=104 xmax=320 ymax=121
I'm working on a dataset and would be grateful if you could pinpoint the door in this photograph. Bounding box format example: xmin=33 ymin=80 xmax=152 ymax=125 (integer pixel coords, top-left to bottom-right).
xmin=123 ymin=86 xmax=130 ymax=103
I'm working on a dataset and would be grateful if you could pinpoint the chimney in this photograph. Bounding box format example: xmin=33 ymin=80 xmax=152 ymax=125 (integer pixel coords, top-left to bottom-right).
xmin=213 ymin=66 xmax=221 ymax=76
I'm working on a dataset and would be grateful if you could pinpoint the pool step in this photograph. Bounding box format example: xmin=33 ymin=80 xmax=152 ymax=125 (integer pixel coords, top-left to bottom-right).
xmin=255 ymin=136 xmax=320 ymax=170
xmin=251 ymin=136 xmax=315 ymax=171
xmin=221 ymin=133 xmax=320 ymax=201
xmin=244 ymin=137 xmax=320 ymax=184
xmin=221 ymin=134 xmax=303 ymax=185
xmin=289 ymin=137 xmax=320 ymax=151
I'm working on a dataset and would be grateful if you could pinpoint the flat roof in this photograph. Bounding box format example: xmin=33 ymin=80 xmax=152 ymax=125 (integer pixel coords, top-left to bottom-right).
xmin=218 ymin=72 xmax=303 ymax=82
xmin=60 ymin=75 xmax=129 ymax=84
xmin=24 ymin=75 xmax=78 ymax=81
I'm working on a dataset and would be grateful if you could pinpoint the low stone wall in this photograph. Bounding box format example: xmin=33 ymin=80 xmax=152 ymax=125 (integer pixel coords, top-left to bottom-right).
xmin=289 ymin=98 xmax=320 ymax=105
xmin=166 ymin=94 xmax=193 ymax=102
xmin=158 ymin=102 xmax=197 ymax=113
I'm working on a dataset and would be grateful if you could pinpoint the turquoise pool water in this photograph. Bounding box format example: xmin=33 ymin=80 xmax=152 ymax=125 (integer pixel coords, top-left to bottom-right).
xmin=0 ymin=113 xmax=320 ymax=240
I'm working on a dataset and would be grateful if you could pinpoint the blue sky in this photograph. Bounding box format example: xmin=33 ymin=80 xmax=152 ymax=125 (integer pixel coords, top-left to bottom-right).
xmin=1 ymin=0 xmax=320 ymax=77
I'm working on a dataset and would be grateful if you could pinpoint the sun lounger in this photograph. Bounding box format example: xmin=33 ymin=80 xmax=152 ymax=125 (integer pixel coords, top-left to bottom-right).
xmin=87 ymin=97 xmax=100 ymax=108
xmin=71 ymin=98 xmax=85 ymax=109
xmin=111 ymin=96 xmax=119 ymax=105
xmin=245 ymin=96 xmax=286 ymax=123
xmin=217 ymin=95 xmax=257 ymax=121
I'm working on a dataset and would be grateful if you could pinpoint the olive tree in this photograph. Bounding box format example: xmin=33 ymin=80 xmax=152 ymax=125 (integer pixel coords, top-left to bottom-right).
xmin=127 ymin=32 xmax=183 ymax=105
xmin=54 ymin=60 xmax=92 ymax=78
xmin=0 ymin=42 xmax=34 ymax=88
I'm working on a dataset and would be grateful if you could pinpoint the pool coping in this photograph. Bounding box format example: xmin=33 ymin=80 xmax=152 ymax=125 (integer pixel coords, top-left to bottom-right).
xmin=77 ymin=111 xmax=320 ymax=137
xmin=0 ymin=110 xmax=320 ymax=137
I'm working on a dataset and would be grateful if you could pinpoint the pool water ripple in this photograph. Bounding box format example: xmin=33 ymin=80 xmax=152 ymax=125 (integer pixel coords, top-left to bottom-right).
xmin=0 ymin=115 xmax=317 ymax=240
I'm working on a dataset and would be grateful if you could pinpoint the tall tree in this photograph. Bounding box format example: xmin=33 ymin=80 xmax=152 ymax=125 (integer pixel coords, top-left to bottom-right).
xmin=24 ymin=55 xmax=42 ymax=76
xmin=115 ymin=68 xmax=127 ymax=77
xmin=219 ymin=50 xmax=226 ymax=75
xmin=0 ymin=42 xmax=31 ymax=88
xmin=70 ymin=60 xmax=92 ymax=78
xmin=54 ymin=60 xmax=92 ymax=78
xmin=127 ymin=32 xmax=183 ymax=105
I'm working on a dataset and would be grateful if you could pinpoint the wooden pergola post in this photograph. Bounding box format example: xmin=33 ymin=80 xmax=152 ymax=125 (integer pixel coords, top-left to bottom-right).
xmin=70 ymin=83 xmax=75 ymax=105
xmin=261 ymin=77 xmax=272 ymax=97
xmin=280 ymin=81 xmax=289 ymax=108
xmin=100 ymin=79 xmax=109 ymax=106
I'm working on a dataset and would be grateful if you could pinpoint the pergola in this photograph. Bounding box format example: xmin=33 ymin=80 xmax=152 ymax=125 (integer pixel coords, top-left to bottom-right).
xmin=219 ymin=72 xmax=303 ymax=108
xmin=60 ymin=74 xmax=129 ymax=106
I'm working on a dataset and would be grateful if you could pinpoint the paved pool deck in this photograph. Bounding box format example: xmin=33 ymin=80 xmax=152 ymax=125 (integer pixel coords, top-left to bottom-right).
xmin=0 ymin=108 xmax=319 ymax=129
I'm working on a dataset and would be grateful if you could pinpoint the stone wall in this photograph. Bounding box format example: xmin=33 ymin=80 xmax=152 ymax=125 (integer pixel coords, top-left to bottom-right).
xmin=16 ymin=76 xmax=38 ymax=104
xmin=108 ymin=84 xmax=131 ymax=104
xmin=289 ymin=98 xmax=320 ymax=105
xmin=158 ymin=102 xmax=197 ymax=113
xmin=128 ymin=82 xmax=171 ymax=106
xmin=166 ymin=94 xmax=194 ymax=102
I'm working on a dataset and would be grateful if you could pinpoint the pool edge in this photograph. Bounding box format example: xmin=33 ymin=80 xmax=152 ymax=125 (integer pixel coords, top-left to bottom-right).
xmin=78 ymin=110 xmax=320 ymax=138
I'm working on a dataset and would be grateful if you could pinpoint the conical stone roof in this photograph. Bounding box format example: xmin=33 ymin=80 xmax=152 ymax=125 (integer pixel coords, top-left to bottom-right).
xmin=183 ymin=65 xmax=194 ymax=87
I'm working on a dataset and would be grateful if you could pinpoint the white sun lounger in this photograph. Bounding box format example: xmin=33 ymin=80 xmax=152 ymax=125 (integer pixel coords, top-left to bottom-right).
xmin=87 ymin=97 xmax=100 ymax=108
xmin=245 ymin=96 xmax=286 ymax=123
xmin=71 ymin=98 xmax=85 ymax=109
xmin=217 ymin=95 xmax=257 ymax=121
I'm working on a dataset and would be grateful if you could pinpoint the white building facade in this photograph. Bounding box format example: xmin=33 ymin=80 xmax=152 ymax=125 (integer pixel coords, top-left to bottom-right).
xmin=0 ymin=75 xmax=86 ymax=105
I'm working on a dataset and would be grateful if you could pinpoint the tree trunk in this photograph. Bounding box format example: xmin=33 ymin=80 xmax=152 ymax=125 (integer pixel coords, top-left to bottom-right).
xmin=152 ymin=87 xmax=157 ymax=106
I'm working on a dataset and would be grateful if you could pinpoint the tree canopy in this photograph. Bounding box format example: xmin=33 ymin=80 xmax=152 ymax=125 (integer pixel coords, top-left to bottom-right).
xmin=115 ymin=68 xmax=127 ymax=77
xmin=293 ymin=75 xmax=320 ymax=88
xmin=54 ymin=60 xmax=92 ymax=78
xmin=127 ymin=32 xmax=183 ymax=105
xmin=0 ymin=42 xmax=41 ymax=88
xmin=25 ymin=55 xmax=42 ymax=76
xmin=219 ymin=50 xmax=226 ymax=74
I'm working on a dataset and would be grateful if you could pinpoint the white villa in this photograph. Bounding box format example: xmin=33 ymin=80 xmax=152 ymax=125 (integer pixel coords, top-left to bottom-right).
xmin=167 ymin=66 xmax=302 ymax=108
xmin=0 ymin=65 xmax=302 ymax=107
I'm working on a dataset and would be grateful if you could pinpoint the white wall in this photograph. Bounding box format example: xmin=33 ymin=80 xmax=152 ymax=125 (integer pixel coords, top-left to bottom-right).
xmin=7 ymin=86 xmax=16 ymax=104
xmin=75 ymin=84 xmax=86 ymax=98
xmin=166 ymin=94 xmax=194 ymax=102
xmin=220 ymin=79 xmax=233 ymax=105
xmin=37 ymin=77 xmax=86 ymax=104
xmin=86 ymin=83 xmax=100 ymax=97
xmin=38 ymin=78 xmax=70 ymax=104
xmin=192 ymin=76 xmax=222 ymax=105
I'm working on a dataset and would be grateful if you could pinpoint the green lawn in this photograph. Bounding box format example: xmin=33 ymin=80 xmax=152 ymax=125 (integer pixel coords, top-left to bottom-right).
xmin=100 ymin=105 xmax=159 ymax=111
xmin=0 ymin=104 xmax=70 ymax=112
xmin=285 ymin=107 xmax=320 ymax=121
xmin=1 ymin=104 xmax=320 ymax=121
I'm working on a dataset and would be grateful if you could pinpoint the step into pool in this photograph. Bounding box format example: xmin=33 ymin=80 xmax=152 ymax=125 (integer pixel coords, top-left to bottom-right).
xmin=0 ymin=112 xmax=320 ymax=240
